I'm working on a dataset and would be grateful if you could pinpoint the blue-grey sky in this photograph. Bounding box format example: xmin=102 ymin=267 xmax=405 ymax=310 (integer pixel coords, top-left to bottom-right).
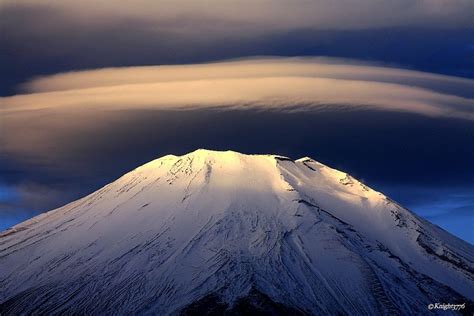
xmin=0 ymin=0 xmax=473 ymax=243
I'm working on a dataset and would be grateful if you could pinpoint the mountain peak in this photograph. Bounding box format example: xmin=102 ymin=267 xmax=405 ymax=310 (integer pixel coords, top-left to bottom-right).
xmin=176 ymin=148 xmax=293 ymax=161
xmin=1 ymin=150 xmax=473 ymax=314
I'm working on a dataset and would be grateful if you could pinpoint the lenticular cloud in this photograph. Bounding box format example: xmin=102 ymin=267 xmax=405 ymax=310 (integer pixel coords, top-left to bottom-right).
xmin=4 ymin=57 xmax=474 ymax=120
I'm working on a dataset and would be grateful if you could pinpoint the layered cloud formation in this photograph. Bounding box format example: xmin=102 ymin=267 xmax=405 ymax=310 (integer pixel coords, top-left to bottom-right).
xmin=5 ymin=58 xmax=474 ymax=117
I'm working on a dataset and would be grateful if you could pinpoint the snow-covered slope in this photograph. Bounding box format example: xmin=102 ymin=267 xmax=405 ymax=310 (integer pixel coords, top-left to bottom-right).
xmin=0 ymin=149 xmax=473 ymax=315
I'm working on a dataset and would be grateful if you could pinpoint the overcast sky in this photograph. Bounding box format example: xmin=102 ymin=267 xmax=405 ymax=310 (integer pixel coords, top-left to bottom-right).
xmin=0 ymin=0 xmax=473 ymax=243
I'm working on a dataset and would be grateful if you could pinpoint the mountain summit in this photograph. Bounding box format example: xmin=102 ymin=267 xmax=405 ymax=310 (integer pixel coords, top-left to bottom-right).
xmin=1 ymin=149 xmax=472 ymax=314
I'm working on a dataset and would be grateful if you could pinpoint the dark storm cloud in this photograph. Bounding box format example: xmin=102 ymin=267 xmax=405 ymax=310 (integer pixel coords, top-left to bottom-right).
xmin=1 ymin=1 xmax=474 ymax=96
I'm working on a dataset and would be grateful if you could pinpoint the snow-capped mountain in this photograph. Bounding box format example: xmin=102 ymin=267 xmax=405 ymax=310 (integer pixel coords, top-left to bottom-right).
xmin=0 ymin=149 xmax=472 ymax=315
